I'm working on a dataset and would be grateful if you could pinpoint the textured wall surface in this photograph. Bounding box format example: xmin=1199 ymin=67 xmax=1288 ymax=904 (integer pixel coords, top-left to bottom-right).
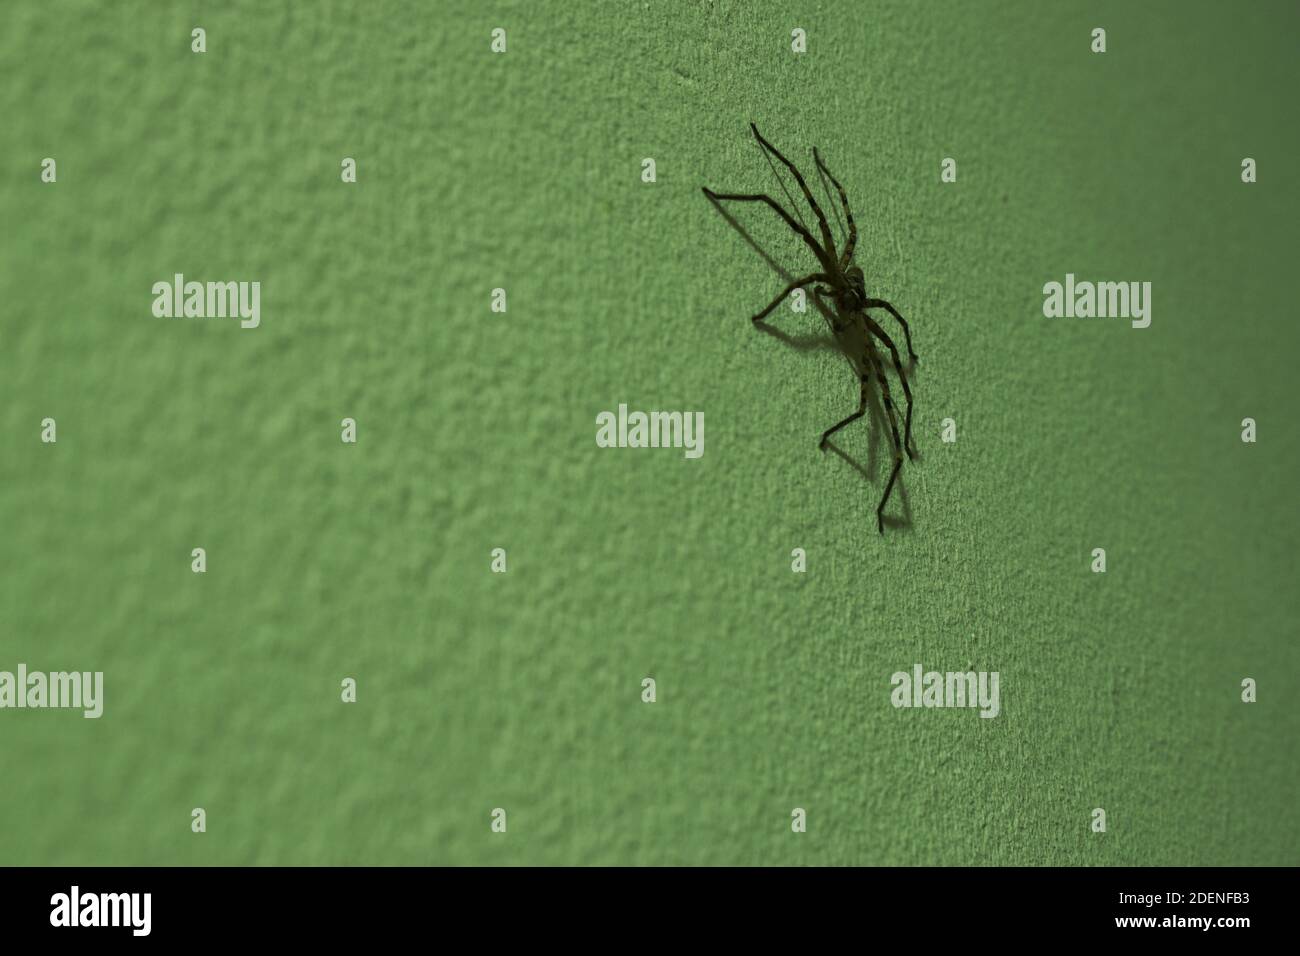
xmin=0 ymin=0 xmax=1296 ymax=865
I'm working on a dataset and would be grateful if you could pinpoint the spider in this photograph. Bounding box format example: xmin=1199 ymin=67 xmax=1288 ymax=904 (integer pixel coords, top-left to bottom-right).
xmin=702 ymin=123 xmax=919 ymax=534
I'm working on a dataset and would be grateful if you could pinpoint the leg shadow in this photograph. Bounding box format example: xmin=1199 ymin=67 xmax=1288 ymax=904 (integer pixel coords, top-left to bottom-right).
xmin=823 ymin=377 xmax=915 ymax=534
xmin=702 ymin=191 xmax=794 ymax=284
xmin=751 ymin=320 xmax=838 ymax=353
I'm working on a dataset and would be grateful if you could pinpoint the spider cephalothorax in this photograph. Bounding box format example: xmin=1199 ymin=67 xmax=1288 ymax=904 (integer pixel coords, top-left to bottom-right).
xmin=835 ymin=266 xmax=868 ymax=314
xmin=702 ymin=123 xmax=919 ymax=533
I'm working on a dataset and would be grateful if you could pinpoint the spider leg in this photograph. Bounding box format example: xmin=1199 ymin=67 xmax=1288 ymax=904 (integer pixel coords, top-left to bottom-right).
xmin=749 ymin=124 xmax=839 ymax=266
xmin=701 ymin=187 xmax=832 ymax=272
xmin=752 ymin=272 xmax=830 ymax=323
xmin=814 ymin=158 xmax=848 ymax=251
xmin=861 ymin=313 xmax=917 ymax=459
xmin=812 ymin=148 xmax=857 ymax=268
xmin=864 ymin=297 xmax=918 ymax=363
xmin=863 ymin=340 xmax=906 ymax=535
xmin=812 ymin=287 xmax=846 ymax=336
xmin=819 ymin=369 xmax=870 ymax=451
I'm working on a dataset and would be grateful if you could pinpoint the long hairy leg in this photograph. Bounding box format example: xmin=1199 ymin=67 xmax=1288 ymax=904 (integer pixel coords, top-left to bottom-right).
xmin=752 ymin=273 xmax=830 ymax=323
xmin=813 ymin=158 xmax=847 ymax=250
xmin=819 ymin=369 xmax=870 ymax=450
xmin=812 ymin=148 xmax=857 ymax=267
xmin=759 ymin=141 xmax=814 ymax=237
xmin=864 ymin=297 xmax=918 ymax=363
xmin=701 ymin=187 xmax=832 ymax=272
xmin=749 ymin=123 xmax=838 ymax=265
xmin=861 ymin=313 xmax=917 ymax=459
xmin=864 ymin=340 xmax=905 ymax=534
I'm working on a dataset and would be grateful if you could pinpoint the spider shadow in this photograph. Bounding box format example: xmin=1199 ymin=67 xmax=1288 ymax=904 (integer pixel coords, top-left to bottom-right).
xmin=706 ymin=192 xmax=838 ymax=355
xmin=820 ymin=359 xmax=917 ymax=534
xmin=822 ymin=386 xmax=915 ymax=534
xmin=703 ymin=191 xmax=797 ymax=284
xmin=704 ymin=192 xmax=915 ymax=533
xmin=751 ymin=319 xmax=839 ymax=354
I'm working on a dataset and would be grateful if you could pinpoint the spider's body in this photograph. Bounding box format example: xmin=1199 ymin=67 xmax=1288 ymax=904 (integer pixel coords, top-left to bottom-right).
xmin=703 ymin=123 xmax=919 ymax=534
xmin=834 ymin=266 xmax=869 ymax=315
